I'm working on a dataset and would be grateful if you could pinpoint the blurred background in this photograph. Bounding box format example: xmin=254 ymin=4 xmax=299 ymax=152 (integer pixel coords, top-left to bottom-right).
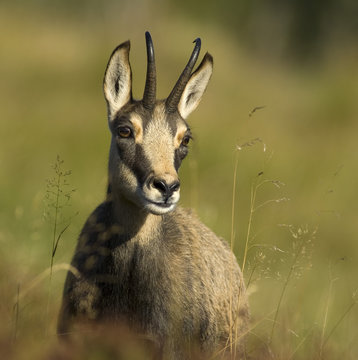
xmin=0 ymin=0 xmax=357 ymax=359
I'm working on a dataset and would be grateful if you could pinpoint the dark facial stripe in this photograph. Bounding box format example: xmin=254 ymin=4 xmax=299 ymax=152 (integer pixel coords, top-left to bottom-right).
xmin=165 ymin=112 xmax=179 ymax=137
xmin=133 ymin=143 xmax=153 ymax=185
xmin=116 ymin=140 xmax=152 ymax=186
xmin=174 ymin=146 xmax=189 ymax=171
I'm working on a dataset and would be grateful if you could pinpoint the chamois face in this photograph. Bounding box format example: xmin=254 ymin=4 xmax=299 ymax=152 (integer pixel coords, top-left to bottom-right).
xmin=104 ymin=33 xmax=213 ymax=215
xmin=108 ymin=102 xmax=191 ymax=215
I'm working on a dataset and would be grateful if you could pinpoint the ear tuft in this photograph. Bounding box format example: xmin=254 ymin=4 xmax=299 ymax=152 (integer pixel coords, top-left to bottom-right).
xmin=103 ymin=41 xmax=132 ymax=119
xmin=177 ymin=52 xmax=213 ymax=119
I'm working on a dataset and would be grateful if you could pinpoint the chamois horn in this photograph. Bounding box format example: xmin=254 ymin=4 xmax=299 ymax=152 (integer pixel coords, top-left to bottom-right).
xmin=165 ymin=38 xmax=201 ymax=113
xmin=142 ymin=31 xmax=156 ymax=110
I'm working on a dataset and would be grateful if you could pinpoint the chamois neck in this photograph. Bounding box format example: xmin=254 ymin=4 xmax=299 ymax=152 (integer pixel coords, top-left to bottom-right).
xmin=107 ymin=185 xmax=162 ymax=242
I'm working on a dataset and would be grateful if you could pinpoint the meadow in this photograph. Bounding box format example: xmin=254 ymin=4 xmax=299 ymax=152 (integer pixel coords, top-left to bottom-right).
xmin=0 ymin=2 xmax=357 ymax=359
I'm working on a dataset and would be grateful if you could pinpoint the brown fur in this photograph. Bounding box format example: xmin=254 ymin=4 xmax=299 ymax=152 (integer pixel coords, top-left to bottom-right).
xmin=58 ymin=34 xmax=249 ymax=359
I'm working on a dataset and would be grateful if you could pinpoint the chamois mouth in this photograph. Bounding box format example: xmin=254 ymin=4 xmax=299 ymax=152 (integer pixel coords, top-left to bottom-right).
xmin=140 ymin=177 xmax=180 ymax=215
xmin=142 ymin=197 xmax=178 ymax=215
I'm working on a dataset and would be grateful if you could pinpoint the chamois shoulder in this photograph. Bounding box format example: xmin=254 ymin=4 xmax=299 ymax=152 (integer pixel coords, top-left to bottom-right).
xmin=71 ymin=201 xmax=118 ymax=273
xmin=77 ymin=201 xmax=126 ymax=245
xmin=163 ymin=206 xmax=230 ymax=248
xmin=80 ymin=201 xmax=113 ymax=235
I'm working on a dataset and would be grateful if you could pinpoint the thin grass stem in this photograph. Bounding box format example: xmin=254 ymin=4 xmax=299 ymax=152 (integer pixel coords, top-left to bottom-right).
xmin=268 ymin=233 xmax=307 ymax=345
xmin=319 ymin=272 xmax=338 ymax=359
xmin=288 ymin=326 xmax=316 ymax=359
xmin=14 ymin=263 xmax=79 ymax=304
xmin=323 ymin=294 xmax=357 ymax=348
xmin=12 ymin=283 xmax=20 ymax=342
xmin=241 ymin=179 xmax=258 ymax=274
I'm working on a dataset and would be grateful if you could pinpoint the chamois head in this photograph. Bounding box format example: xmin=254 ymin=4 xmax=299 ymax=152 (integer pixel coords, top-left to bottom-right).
xmin=104 ymin=32 xmax=213 ymax=215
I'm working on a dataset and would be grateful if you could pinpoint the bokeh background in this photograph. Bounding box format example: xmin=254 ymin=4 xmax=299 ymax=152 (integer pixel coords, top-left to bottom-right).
xmin=0 ymin=0 xmax=357 ymax=358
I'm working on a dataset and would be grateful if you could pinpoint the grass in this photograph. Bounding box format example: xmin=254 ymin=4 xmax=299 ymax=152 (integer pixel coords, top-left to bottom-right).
xmin=229 ymin=139 xmax=317 ymax=358
xmin=1 ymin=2 xmax=357 ymax=359
xmin=43 ymin=155 xmax=76 ymax=335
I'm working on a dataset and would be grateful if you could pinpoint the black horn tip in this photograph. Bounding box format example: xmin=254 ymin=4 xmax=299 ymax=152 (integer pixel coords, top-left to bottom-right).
xmin=190 ymin=38 xmax=201 ymax=61
xmin=145 ymin=31 xmax=154 ymax=60
xmin=145 ymin=31 xmax=152 ymax=42
xmin=193 ymin=38 xmax=201 ymax=46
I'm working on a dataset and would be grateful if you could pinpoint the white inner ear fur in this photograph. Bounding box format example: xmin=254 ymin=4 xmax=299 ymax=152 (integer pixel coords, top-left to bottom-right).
xmin=104 ymin=45 xmax=131 ymax=119
xmin=178 ymin=60 xmax=213 ymax=119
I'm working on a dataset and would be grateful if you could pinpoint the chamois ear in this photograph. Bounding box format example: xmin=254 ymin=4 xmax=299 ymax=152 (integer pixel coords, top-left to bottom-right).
xmin=103 ymin=41 xmax=132 ymax=119
xmin=177 ymin=53 xmax=213 ymax=119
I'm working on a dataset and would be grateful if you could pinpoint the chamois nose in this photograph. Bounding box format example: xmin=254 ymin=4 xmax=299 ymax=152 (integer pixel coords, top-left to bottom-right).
xmin=152 ymin=178 xmax=180 ymax=199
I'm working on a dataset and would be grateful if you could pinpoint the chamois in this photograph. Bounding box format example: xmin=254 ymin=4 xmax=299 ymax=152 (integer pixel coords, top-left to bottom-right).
xmin=58 ymin=32 xmax=249 ymax=359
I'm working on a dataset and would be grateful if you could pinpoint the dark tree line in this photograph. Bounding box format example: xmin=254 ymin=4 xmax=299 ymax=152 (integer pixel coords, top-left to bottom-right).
xmin=173 ymin=0 xmax=358 ymax=63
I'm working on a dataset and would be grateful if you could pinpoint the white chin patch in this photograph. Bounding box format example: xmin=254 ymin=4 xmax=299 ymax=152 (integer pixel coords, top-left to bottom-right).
xmin=144 ymin=202 xmax=177 ymax=215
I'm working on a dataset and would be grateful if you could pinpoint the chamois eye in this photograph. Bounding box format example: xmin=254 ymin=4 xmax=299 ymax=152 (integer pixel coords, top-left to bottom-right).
xmin=181 ymin=136 xmax=191 ymax=147
xmin=117 ymin=126 xmax=132 ymax=138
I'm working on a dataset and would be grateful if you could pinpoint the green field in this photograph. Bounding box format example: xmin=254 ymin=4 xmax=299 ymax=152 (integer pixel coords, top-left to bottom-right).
xmin=1 ymin=2 xmax=357 ymax=359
